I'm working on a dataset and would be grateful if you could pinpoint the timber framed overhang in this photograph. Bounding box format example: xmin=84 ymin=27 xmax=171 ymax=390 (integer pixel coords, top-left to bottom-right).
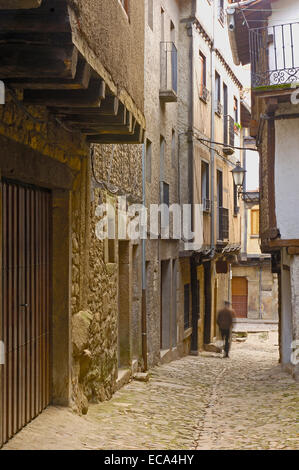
xmin=228 ymin=0 xmax=275 ymax=66
xmin=0 ymin=0 xmax=145 ymax=144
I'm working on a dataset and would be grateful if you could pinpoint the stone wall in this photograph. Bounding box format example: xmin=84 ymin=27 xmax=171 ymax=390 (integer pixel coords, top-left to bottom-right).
xmin=0 ymin=91 xmax=143 ymax=413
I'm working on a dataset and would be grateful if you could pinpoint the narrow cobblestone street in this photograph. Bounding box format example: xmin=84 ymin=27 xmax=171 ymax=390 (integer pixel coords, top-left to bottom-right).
xmin=3 ymin=333 xmax=298 ymax=451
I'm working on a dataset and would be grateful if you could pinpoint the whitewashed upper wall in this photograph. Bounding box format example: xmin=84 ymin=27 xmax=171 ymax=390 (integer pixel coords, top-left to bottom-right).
xmin=275 ymin=109 xmax=299 ymax=240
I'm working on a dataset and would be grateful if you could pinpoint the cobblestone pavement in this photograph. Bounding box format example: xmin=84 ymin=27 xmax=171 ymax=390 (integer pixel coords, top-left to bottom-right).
xmin=3 ymin=332 xmax=299 ymax=450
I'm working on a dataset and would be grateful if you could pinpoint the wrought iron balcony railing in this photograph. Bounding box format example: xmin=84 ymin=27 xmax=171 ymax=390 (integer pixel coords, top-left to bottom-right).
xmin=160 ymin=41 xmax=178 ymax=103
xmin=250 ymin=22 xmax=299 ymax=88
xmin=203 ymin=198 xmax=211 ymax=213
xmin=218 ymin=6 xmax=225 ymax=25
xmin=223 ymin=115 xmax=235 ymax=147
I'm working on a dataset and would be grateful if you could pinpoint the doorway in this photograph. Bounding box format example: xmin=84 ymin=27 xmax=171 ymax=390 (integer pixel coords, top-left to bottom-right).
xmin=0 ymin=179 xmax=51 ymax=445
xmin=232 ymin=277 xmax=248 ymax=318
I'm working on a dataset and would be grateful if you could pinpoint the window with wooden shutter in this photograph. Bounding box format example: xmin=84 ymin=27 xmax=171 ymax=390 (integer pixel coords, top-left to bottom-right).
xmin=251 ymin=209 xmax=260 ymax=236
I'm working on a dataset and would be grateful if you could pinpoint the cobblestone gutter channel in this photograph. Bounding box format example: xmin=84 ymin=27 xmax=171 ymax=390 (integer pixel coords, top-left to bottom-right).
xmin=3 ymin=332 xmax=299 ymax=450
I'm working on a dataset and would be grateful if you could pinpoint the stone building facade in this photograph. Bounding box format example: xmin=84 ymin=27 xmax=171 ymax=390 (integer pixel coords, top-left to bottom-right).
xmin=177 ymin=0 xmax=249 ymax=351
xmin=0 ymin=0 xmax=145 ymax=446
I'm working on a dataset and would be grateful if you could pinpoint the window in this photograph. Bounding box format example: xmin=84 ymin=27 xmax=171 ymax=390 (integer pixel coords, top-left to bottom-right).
xmin=161 ymin=181 xmax=169 ymax=206
xmin=119 ymin=0 xmax=129 ymax=15
xmin=234 ymin=96 xmax=239 ymax=131
xmin=184 ymin=284 xmax=190 ymax=330
xmin=201 ymin=161 xmax=210 ymax=211
xmin=146 ymin=139 xmax=152 ymax=183
xmin=215 ymin=72 xmax=222 ymax=115
xmin=148 ymin=0 xmax=153 ymax=30
xmin=251 ymin=209 xmax=260 ymax=236
xmin=199 ymin=52 xmax=207 ymax=99
xmin=171 ymin=129 xmax=176 ymax=168
xmin=160 ymin=135 xmax=165 ymax=181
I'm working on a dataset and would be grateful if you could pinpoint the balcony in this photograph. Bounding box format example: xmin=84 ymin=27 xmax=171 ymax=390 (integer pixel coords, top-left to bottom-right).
xmin=160 ymin=41 xmax=178 ymax=103
xmin=218 ymin=207 xmax=229 ymax=241
xmin=203 ymin=198 xmax=211 ymax=213
xmin=250 ymin=22 xmax=299 ymax=89
xmin=223 ymin=115 xmax=235 ymax=156
xmin=215 ymin=100 xmax=223 ymax=117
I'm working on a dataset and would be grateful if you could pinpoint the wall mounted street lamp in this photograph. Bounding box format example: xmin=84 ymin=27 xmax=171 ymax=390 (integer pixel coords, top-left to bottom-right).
xmin=231 ymin=161 xmax=246 ymax=190
xmin=231 ymin=161 xmax=260 ymax=203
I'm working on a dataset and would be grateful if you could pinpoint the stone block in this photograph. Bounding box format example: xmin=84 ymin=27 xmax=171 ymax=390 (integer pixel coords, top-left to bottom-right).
xmin=72 ymin=310 xmax=93 ymax=357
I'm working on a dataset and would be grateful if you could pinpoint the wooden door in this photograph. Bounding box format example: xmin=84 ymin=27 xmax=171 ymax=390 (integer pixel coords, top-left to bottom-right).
xmin=232 ymin=277 xmax=248 ymax=318
xmin=0 ymin=179 xmax=51 ymax=447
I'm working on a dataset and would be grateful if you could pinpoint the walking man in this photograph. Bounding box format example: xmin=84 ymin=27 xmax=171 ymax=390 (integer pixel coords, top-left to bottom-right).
xmin=217 ymin=301 xmax=235 ymax=358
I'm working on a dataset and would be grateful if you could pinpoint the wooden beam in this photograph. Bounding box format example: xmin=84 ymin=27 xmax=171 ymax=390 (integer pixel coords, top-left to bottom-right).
xmin=23 ymin=79 xmax=105 ymax=107
xmin=0 ymin=44 xmax=78 ymax=78
xmin=7 ymin=59 xmax=92 ymax=90
xmin=269 ymin=239 xmax=299 ymax=248
xmin=0 ymin=4 xmax=71 ymax=33
xmin=0 ymin=31 xmax=72 ymax=45
xmin=78 ymin=114 xmax=136 ymax=135
xmin=0 ymin=0 xmax=42 ymax=8
xmin=56 ymin=106 xmax=126 ymax=127
xmin=287 ymin=247 xmax=299 ymax=255
xmin=50 ymin=97 xmax=120 ymax=118
xmin=86 ymin=123 xmax=144 ymax=144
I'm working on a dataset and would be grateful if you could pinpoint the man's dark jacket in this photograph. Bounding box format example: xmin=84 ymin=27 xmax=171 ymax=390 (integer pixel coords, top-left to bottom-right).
xmin=217 ymin=308 xmax=235 ymax=330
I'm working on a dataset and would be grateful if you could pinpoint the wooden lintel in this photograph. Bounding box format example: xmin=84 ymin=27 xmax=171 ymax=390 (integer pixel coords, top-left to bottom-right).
xmin=269 ymin=239 xmax=299 ymax=248
xmin=254 ymin=88 xmax=294 ymax=100
xmin=24 ymin=79 xmax=105 ymax=107
xmin=287 ymin=247 xmax=299 ymax=255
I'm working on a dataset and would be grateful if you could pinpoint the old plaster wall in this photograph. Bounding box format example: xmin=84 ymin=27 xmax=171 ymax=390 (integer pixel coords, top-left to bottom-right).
xmin=70 ymin=0 xmax=145 ymax=116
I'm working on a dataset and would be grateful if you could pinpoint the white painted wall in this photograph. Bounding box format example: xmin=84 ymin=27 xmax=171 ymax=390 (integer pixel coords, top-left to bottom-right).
xmin=246 ymin=150 xmax=259 ymax=191
xmin=275 ymin=115 xmax=299 ymax=239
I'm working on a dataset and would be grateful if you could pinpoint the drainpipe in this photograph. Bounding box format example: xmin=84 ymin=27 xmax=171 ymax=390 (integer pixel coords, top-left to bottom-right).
xmin=210 ymin=1 xmax=216 ymax=251
xmin=141 ymin=143 xmax=148 ymax=371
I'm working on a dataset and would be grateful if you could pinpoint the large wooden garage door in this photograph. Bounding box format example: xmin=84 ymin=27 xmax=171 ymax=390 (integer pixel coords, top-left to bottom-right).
xmin=0 ymin=179 xmax=51 ymax=446
xmin=232 ymin=277 xmax=248 ymax=318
